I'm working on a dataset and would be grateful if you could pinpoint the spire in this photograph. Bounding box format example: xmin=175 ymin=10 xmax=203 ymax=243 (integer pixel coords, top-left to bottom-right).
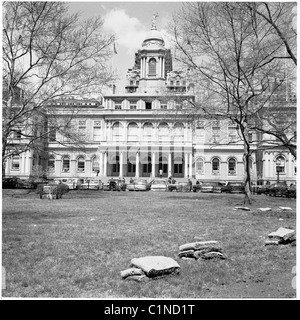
xmin=151 ymin=13 xmax=159 ymax=30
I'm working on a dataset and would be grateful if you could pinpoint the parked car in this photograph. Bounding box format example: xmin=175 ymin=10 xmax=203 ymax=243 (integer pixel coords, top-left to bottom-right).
xmin=2 ymin=177 xmax=19 ymax=189
xmin=177 ymin=181 xmax=192 ymax=192
xmin=127 ymin=178 xmax=150 ymax=191
xmin=59 ymin=178 xmax=78 ymax=190
xmin=200 ymin=181 xmax=223 ymax=193
xmin=38 ymin=182 xmax=69 ymax=199
xmin=103 ymin=178 xmax=126 ymax=191
xmin=268 ymin=182 xmax=288 ymax=197
xmin=221 ymin=181 xmax=245 ymax=193
xmin=16 ymin=178 xmax=34 ymax=189
xmin=80 ymin=178 xmax=102 ymax=190
xmin=192 ymin=180 xmax=202 ymax=192
xmin=286 ymin=183 xmax=296 ymax=198
xmin=150 ymin=179 xmax=168 ymax=191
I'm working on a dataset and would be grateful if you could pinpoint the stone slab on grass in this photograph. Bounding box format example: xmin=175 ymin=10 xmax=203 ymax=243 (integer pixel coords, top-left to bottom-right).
xmin=130 ymin=256 xmax=180 ymax=277
xmin=179 ymin=241 xmax=219 ymax=252
xmin=258 ymin=208 xmax=272 ymax=212
xmin=120 ymin=267 xmax=144 ymax=279
xmin=268 ymin=227 xmax=295 ymax=242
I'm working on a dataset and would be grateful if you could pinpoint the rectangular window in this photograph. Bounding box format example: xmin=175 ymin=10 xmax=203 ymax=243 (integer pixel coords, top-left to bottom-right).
xmin=174 ymin=163 xmax=183 ymax=174
xmin=49 ymin=128 xmax=56 ymax=142
xmin=93 ymin=121 xmax=101 ymax=141
xmin=212 ymin=126 xmax=220 ymax=143
xmin=130 ymin=104 xmax=137 ymax=110
xmin=161 ymin=104 xmax=167 ymax=109
xmin=228 ymin=126 xmax=238 ymax=142
xmin=62 ymin=159 xmax=70 ymax=172
xmin=14 ymin=131 xmax=21 ymax=139
xmin=78 ymin=120 xmax=86 ymax=141
xmin=11 ymin=156 xmax=20 ymax=170
xmin=115 ymin=104 xmax=122 ymax=110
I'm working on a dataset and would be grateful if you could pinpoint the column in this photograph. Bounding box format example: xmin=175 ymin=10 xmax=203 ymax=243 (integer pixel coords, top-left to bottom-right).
xmin=120 ymin=152 xmax=123 ymax=178
xmin=136 ymin=152 xmax=140 ymax=178
xmin=103 ymin=152 xmax=107 ymax=177
xmin=189 ymin=153 xmax=193 ymax=178
xmin=168 ymin=152 xmax=172 ymax=177
xmin=184 ymin=153 xmax=188 ymax=178
xmin=145 ymin=58 xmax=149 ymax=77
xmin=21 ymin=153 xmax=26 ymax=175
xmin=162 ymin=57 xmax=165 ymax=78
xmin=99 ymin=152 xmax=103 ymax=176
xmin=152 ymin=152 xmax=156 ymax=178
xmin=158 ymin=56 xmax=161 ymax=78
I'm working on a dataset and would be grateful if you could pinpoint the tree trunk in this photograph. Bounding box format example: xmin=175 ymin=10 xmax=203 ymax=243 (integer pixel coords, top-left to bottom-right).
xmin=241 ymin=120 xmax=252 ymax=205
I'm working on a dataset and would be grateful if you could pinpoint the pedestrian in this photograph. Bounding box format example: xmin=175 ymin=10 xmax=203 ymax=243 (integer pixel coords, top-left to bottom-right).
xmin=159 ymin=169 xmax=163 ymax=178
xmin=188 ymin=178 xmax=192 ymax=191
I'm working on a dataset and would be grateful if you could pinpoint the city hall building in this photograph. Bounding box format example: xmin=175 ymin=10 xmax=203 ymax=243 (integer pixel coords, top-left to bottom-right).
xmin=4 ymin=21 xmax=296 ymax=184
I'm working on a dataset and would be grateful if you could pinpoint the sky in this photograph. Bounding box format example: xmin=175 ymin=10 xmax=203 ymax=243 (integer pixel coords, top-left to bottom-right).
xmin=67 ymin=1 xmax=183 ymax=93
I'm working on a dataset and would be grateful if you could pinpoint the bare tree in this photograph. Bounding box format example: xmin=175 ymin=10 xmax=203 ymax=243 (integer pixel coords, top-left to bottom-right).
xmin=171 ymin=2 xmax=296 ymax=203
xmin=2 ymin=2 xmax=116 ymax=175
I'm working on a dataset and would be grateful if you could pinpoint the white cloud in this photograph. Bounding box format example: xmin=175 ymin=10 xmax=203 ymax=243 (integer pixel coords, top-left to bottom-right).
xmin=103 ymin=9 xmax=148 ymax=53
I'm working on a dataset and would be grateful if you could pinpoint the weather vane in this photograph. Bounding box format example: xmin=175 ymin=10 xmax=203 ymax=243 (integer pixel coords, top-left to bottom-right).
xmin=151 ymin=13 xmax=159 ymax=30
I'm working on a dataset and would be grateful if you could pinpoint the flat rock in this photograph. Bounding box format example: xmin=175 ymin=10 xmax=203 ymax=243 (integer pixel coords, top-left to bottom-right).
xmin=179 ymin=241 xmax=219 ymax=252
xmin=258 ymin=208 xmax=272 ymax=212
xmin=120 ymin=267 xmax=144 ymax=279
xmin=131 ymin=256 xmax=180 ymax=277
xmin=178 ymin=250 xmax=196 ymax=259
xmin=278 ymin=207 xmax=292 ymax=211
xmin=234 ymin=206 xmax=250 ymax=211
xmin=268 ymin=227 xmax=295 ymax=241
xmin=265 ymin=239 xmax=280 ymax=246
xmin=125 ymin=275 xmax=148 ymax=282
xmin=201 ymin=252 xmax=225 ymax=260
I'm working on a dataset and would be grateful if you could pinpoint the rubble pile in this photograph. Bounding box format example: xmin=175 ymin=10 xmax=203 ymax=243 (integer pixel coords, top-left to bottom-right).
xmin=178 ymin=241 xmax=225 ymax=260
xmin=121 ymin=256 xmax=180 ymax=282
xmin=265 ymin=227 xmax=296 ymax=246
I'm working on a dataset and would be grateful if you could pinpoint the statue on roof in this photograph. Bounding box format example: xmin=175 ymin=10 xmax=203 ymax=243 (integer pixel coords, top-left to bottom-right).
xmin=151 ymin=13 xmax=159 ymax=30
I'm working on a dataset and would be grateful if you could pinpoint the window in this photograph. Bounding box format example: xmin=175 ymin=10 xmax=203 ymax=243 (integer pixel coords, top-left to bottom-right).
xmin=143 ymin=123 xmax=153 ymax=141
xmin=212 ymin=158 xmax=220 ymax=173
xmin=170 ymin=80 xmax=174 ymax=85
xmin=174 ymin=157 xmax=183 ymax=174
xmin=212 ymin=126 xmax=220 ymax=143
xmin=136 ymin=81 xmax=139 ymax=86
xmin=62 ymin=157 xmax=70 ymax=172
xmin=112 ymin=122 xmax=122 ymax=141
xmin=49 ymin=128 xmax=56 ymax=142
xmin=93 ymin=121 xmax=101 ymax=141
xmin=115 ymin=104 xmax=122 ymax=110
xmin=228 ymin=158 xmax=236 ymax=175
xmin=196 ymin=158 xmax=204 ymax=175
xmin=276 ymin=155 xmax=285 ymax=174
xmin=130 ymin=80 xmax=134 ymax=85
xmin=78 ymin=120 xmax=86 ymax=141
xmin=92 ymin=157 xmax=99 ymax=172
xmin=176 ymin=80 xmax=180 ymax=86
xmin=113 ymin=155 xmax=120 ymax=173
xmin=174 ymin=123 xmax=184 ymax=142
xmin=48 ymin=156 xmax=55 ymax=171
xmin=149 ymin=58 xmax=156 ymax=76
xmin=128 ymin=122 xmax=138 ymax=141
xmin=228 ymin=126 xmax=238 ymax=142
xmin=77 ymin=156 xmax=85 ymax=172
xmin=11 ymin=156 xmax=20 ymax=170
xmin=130 ymin=104 xmax=137 ymax=110
xmin=248 ymin=132 xmax=253 ymax=143
xmin=158 ymin=123 xmax=169 ymax=141
xmin=146 ymin=102 xmax=152 ymax=110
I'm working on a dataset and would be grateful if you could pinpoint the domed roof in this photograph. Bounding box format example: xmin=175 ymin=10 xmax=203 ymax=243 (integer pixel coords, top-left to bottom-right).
xmin=142 ymin=29 xmax=165 ymax=47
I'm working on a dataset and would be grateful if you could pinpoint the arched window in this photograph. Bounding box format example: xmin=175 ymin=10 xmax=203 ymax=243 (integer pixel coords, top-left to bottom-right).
xmin=143 ymin=122 xmax=153 ymax=141
xmin=149 ymin=58 xmax=156 ymax=76
xmin=276 ymin=155 xmax=285 ymax=174
xmin=62 ymin=156 xmax=70 ymax=172
xmin=127 ymin=122 xmax=138 ymax=141
xmin=48 ymin=156 xmax=55 ymax=171
xmin=158 ymin=122 xmax=169 ymax=141
xmin=195 ymin=158 xmax=204 ymax=175
xmin=174 ymin=122 xmax=184 ymax=142
xmin=92 ymin=157 xmax=99 ymax=173
xmin=77 ymin=156 xmax=85 ymax=172
xmin=112 ymin=122 xmax=122 ymax=141
xmin=212 ymin=157 xmax=220 ymax=173
xmin=228 ymin=158 xmax=236 ymax=175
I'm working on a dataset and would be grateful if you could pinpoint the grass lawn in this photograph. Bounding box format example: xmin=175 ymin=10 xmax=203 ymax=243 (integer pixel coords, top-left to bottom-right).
xmin=2 ymin=189 xmax=296 ymax=298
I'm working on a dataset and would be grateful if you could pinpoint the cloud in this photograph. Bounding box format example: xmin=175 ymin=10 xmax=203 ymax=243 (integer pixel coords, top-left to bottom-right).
xmin=103 ymin=9 xmax=148 ymax=53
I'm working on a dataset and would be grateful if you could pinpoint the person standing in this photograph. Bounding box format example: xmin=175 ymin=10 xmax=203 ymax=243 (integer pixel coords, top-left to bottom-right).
xmin=159 ymin=169 xmax=163 ymax=178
